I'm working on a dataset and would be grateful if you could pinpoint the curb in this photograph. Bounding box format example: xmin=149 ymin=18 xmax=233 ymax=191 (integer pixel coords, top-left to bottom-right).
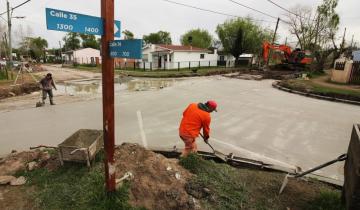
xmin=272 ymin=81 xmax=360 ymax=106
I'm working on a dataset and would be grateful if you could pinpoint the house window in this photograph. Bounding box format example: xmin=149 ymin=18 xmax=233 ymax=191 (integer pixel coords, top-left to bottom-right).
xmin=220 ymin=55 xmax=225 ymax=61
xmin=200 ymin=54 xmax=205 ymax=59
xmin=142 ymin=54 xmax=148 ymax=62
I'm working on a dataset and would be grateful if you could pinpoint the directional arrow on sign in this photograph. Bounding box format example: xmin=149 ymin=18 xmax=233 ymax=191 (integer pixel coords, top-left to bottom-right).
xmin=114 ymin=20 xmax=121 ymax=38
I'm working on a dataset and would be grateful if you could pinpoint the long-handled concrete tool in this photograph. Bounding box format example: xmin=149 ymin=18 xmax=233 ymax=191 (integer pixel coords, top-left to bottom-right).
xmin=200 ymin=134 xmax=227 ymax=162
xmin=279 ymin=153 xmax=347 ymax=194
xmin=36 ymin=89 xmax=44 ymax=107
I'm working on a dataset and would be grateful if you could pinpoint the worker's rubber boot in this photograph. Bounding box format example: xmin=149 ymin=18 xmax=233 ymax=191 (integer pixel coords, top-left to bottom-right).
xmin=50 ymin=100 xmax=55 ymax=105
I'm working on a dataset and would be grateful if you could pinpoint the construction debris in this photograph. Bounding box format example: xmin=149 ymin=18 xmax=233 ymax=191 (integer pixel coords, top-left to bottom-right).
xmin=9 ymin=176 xmax=26 ymax=186
xmin=26 ymin=161 xmax=38 ymax=171
xmin=0 ymin=176 xmax=16 ymax=185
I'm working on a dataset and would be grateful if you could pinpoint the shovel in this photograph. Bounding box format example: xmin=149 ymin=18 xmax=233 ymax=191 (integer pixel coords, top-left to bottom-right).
xmin=36 ymin=89 xmax=44 ymax=107
xmin=200 ymin=134 xmax=227 ymax=162
xmin=279 ymin=153 xmax=347 ymax=194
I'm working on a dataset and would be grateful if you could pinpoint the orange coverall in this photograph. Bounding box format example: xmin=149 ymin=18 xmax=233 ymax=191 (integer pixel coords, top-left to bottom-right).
xmin=179 ymin=103 xmax=211 ymax=156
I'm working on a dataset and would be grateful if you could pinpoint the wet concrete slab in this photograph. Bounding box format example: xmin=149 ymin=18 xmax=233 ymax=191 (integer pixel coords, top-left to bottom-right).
xmin=56 ymin=77 xmax=178 ymax=96
xmin=0 ymin=76 xmax=359 ymax=182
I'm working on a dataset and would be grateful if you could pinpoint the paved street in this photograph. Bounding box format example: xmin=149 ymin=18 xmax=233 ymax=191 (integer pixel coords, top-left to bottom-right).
xmin=0 ymin=76 xmax=359 ymax=181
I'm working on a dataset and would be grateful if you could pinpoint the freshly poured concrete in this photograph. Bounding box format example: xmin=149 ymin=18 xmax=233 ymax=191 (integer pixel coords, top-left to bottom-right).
xmin=1 ymin=76 xmax=359 ymax=181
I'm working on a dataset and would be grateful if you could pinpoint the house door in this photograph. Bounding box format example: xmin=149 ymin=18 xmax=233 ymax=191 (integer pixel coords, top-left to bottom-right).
xmin=158 ymin=56 xmax=162 ymax=68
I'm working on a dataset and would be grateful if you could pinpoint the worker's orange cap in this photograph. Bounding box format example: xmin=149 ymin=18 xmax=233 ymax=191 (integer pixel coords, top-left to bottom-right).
xmin=207 ymin=100 xmax=217 ymax=112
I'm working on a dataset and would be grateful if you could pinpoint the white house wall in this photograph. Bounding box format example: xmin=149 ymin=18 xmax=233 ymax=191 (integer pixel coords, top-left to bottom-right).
xmin=171 ymin=52 xmax=217 ymax=69
xmin=142 ymin=47 xmax=153 ymax=62
xmin=73 ymin=48 xmax=101 ymax=64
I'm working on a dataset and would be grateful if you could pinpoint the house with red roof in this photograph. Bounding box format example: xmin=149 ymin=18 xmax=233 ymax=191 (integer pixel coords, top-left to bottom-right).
xmin=142 ymin=44 xmax=218 ymax=69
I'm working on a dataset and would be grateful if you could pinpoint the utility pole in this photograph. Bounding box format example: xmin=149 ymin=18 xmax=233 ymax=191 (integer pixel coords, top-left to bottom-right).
xmin=267 ymin=17 xmax=280 ymax=67
xmin=3 ymin=32 xmax=8 ymax=79
xmin=59 ymin=41 xmax=62 ymax=63
xmin=101 ymin=0 xmax=116 ymax=193
xmin=6 ymin=0 xmax=12 ymax=71
xmin=350 ymin=34 xmax=354 ymax=49
xmin=271 ymin=17 xmax=280 ymax=44
xmin=285 ymin=37 xmax=287 ymax=45
xmin=340 ymin=27 xmax=346 ymax=52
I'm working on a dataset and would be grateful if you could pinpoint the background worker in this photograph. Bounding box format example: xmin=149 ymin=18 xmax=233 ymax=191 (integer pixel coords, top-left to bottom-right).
xmin=39 ymin=73 xmax=57 ymax=105
xmin=179 ymin=100 xmax=217 ymax=157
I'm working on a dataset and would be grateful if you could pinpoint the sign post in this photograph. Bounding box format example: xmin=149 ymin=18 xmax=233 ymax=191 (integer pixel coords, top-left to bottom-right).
xmin=109 ymin=39 xmax=143 ymax=59
xmin=101 ymin=0 xmax=116 ymax=192
xmin=46 ymin=8 xmax=121 ymax=37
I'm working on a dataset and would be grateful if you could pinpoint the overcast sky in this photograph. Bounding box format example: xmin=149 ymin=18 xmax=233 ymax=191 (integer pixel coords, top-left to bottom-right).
xmin=1 ymin=0 xmax=359 ymax=48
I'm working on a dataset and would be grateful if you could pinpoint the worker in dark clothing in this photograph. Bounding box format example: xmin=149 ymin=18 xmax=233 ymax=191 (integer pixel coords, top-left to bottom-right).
xmin=39 ymin=73 xmax=57 ymax=105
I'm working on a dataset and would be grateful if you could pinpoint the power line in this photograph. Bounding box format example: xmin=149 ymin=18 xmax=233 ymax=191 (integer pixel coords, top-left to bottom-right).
xmin=266 ymin=0 xmax=299 ymax=17
xmin=227 ymin=0 xmax=277 ymax=19
xmin=227 ymin=0 xmax=291 ymax=24
xmin=12 ymin=0 xmax=31 ymax=11
xmin=161 ymin=0 xmax=276 ymax=23
xmin=0 ymin=0 xmax=31 ymax=16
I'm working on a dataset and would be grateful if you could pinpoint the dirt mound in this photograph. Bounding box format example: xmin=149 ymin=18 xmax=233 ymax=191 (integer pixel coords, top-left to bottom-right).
xmin=0 ymin=83 xmax=40 ymax=100
xmin=225 ymin=69 xmax=298 ymax=80
xmin=0 ymin=149 xmax=59 ymax=176
xmin=0 ymin=151 xmax=40 ymax=176
xmin=114 ymin=143 xmax=196 ymax=210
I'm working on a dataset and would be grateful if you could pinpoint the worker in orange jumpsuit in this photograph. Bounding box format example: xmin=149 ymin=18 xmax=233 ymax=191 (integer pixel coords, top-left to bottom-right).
xmin=179 ymin=100 xmax=217 ymax=157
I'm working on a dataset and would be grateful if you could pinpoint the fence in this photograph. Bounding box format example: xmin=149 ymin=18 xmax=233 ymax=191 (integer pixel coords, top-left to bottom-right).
xmin=349 ymin=61 xmax=360 ymax=85
xmin=114 ymin=60 xmax=248 ymax=71
xmin=115 ymin=60 xmax=253 ymax=71
xmin=335 ymin=61 xmax=346 ymax=70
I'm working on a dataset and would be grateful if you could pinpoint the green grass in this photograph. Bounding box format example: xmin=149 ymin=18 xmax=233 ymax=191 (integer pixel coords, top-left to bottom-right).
xmin=71 ymin=65 xmax=102 ymax=73
xmin=19 ymin=152 xmax=144 ymax=210
xmin=305 ymin=191 xmax=345 ymax=210
xmin=179 ymin=154 xmax=344 ymax=210
xmin=281 ymin=79 xmax=360 ymax=99
xmin=179 ymin=154 xmax=248 ymax=210
xmin=310 ymin=83 xmax=360 ymax=97
xmin=0 ymin=70 xmax=9 ymax=80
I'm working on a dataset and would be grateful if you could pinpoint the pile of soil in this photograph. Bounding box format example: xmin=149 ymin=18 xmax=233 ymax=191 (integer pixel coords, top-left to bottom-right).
xmin=0 ymin=150 xmax=42 ymax=176
xmin=225 ymin=69 xmax=298 ymax=80
xmin=114 ymin=143 xmax=196 ymax=210
xmin=0 ymin=149 xmax=60 ymax=210
xmin=0 ymin=83 xmax=40 ymax=100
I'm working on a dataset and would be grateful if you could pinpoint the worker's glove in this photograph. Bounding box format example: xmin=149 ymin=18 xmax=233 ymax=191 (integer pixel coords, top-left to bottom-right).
xmin=204 ymin=135 xmax=209 ymax=144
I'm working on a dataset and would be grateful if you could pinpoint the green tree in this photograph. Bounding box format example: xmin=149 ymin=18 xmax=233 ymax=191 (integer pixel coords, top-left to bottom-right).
xmin=216 ymin=18 xmax=272 ymax=61
xmin=180 ymin=29 xmax=213 ymax=49
xmin=18 ymin=37 xmax=48 ymax=62
xmin=80 ymin=34 xmax=100 ymax=49
xmin=143 ymin=31 xmax=172 ymax=45
xmin=122 ymin=30 xmax=134 ymax=40
xmin=286 ymin=0 xmax=340 ymax=71
xmin=63 ymin=32 xmax=81 ymax=51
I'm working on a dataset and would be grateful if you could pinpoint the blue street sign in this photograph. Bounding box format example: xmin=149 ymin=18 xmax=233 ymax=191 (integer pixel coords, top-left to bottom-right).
xmin=109 ymin=39 xmax=143 ymax=59
xmin=46 ymin=8 xmax=121 ymax=37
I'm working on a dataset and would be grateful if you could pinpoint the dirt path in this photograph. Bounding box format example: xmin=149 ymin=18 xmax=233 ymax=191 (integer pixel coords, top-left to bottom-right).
xmin=36 ymin=65 xmax=102 ymax=83
xmin=0 ymin=65 xmax=102 ymax=112
xmin=311 ymin=72 xmax=360 ymax=91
